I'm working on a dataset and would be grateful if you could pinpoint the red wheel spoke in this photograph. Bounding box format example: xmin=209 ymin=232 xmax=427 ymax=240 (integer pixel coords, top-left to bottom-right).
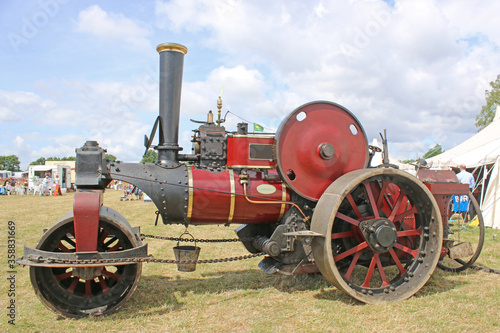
xmin=389 ymin=249 xmax=407 ymax=275
xmin=376 ymin=181 xmax=389 ymax=208
xmin=346 ymin=193 xmax=362 ymax=218
xmin=336 ymin=212 xmax=360 ymax=227
xmin=57 ymin=241 xmax=71 ymax=252
xmin=362 ymin=253 xmax=379 ymax=288
xmin=397 ymin=228 xmax=421 ymax=237
xmin=98 ymin=276 xmax=110 ymax=293
xmin=388 ymin=190 xmax=406 ymax=221
xmin=331 ymin=231 xmax=355 ymax=239
xmin=334 ymin=242 xmax=369 ymax=262
xmin=393 ymin=206 xmax=417 ymax=223
xmin=344 ymin=251 xmax=362 ymax=280
xmin=85 ymin=280 xmax=92 ymax=297
xmin=55 ymin=271 xmax=72 ymax=282
xmin=67 ymin=278 xmax=79 ymax=294
xmin=364 ymin=182 xmax=380 ymax=218
xmin=376 ymin=255 xmax=390 ymax=287
xmin=393 ymin=243 xmax=418 ymax=258
xmin=102 ymin=268 xmax=121 ymax=281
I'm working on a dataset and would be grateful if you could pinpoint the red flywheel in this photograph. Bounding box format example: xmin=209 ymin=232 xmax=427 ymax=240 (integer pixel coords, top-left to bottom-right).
xmin=275 ymin=101 xmax=369 ymax=201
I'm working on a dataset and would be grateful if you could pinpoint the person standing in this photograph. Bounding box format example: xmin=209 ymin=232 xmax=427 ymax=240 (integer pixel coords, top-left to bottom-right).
xmin=53 ymin=175 xmax=62 ymax=196
xmin=42 ymin=175 xmax=50 ymax=195
xmin=456 ymin=164 xmax=475 ymax=190
xmin=456 ymin=164 xmax=475 ymax=220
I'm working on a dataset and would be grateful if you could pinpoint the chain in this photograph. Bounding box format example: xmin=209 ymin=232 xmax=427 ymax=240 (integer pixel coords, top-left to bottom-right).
xmin=149 ymin=252 xmax=264 ymax=264
xmin=27 ymin=252 xmax=264 ymax=266
xmin=140 ymin=233 xmax=255 ymax=243
xmin=24 ymin=233 xmax=262 ymax=266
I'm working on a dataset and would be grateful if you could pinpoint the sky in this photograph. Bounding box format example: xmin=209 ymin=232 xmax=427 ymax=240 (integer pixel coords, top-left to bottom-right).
xmin=1 ymin=0 xmax=499 ymax=170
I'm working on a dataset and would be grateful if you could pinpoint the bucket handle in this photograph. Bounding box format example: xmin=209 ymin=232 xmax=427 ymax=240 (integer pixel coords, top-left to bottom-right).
xmin=177 ymin=229 xmax=196 ymax=248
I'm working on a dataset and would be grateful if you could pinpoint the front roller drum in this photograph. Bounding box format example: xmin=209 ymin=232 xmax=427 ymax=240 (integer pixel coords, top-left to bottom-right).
xmin=29 ymin=210 xmax=142 ymax=318
xmin=311 ymin=168 xmax=443 ymax=303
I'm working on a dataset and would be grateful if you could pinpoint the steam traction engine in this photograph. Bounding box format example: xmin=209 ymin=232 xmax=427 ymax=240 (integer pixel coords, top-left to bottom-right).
xmin=18 ymin=43 xmax=485 ymax=318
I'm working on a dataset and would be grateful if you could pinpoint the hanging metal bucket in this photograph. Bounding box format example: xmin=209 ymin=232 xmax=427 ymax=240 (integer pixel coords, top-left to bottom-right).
xmin=173 ymin=232 xmax=200 ymax=272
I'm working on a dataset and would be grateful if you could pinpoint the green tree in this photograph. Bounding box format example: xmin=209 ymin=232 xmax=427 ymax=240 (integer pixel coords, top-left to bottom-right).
xmin=422 ymin=144 xmax=444 ymax=159
xmin=30 ymin=157 xmax=46 ymax=165
xmin=141 ymin=150 xmax=158 ymax=163
xmin=400 ymin=158 xmax=418 ymax=164
xmin=105 ymin=154 xmax=117 ymax=162
xmin=475 ymin=74 xmax=500 ymax=131
xmin=0 ymin=155 xmax=21 ymax=172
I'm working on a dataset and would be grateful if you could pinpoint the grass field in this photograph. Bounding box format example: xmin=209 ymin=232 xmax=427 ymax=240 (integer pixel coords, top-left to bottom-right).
xmin=1 ymin=190 xmax=500 ymax=332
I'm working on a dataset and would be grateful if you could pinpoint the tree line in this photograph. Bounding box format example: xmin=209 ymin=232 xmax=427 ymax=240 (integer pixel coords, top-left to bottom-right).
xmin=0 ymin=154 xmax=118 ymax=172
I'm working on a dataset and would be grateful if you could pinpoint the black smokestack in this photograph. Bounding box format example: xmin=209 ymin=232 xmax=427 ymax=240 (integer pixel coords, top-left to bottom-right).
xmin=156 ymin=42 xmax=188 ymax=166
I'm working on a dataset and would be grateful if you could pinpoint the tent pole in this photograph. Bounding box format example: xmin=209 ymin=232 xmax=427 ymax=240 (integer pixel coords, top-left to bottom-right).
xmin=480 ymin=164 xmax=486 ymax=208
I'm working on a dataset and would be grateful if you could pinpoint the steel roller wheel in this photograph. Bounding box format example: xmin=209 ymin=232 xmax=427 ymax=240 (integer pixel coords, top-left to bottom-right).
xmin=311 ymin=168 xmax=443 ymax=303
xmin=438 ymin=193 xmax=485 ymax=272
xmin=30 ymin=215 xmax=142 ymax=318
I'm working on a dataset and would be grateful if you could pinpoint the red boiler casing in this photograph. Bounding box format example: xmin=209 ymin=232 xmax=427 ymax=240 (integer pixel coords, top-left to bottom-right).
xmin=188 ymin=167 xmax=289 ymax=224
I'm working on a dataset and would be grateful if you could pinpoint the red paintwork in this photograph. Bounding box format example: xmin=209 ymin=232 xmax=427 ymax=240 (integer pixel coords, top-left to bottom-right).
xmin=417 ymin=169 xmax=470 ymax=257
xmin=417 ymin=169 xmax=469 ymax=226
xmin=73 ymin=189 xmax=102 ymax=252
xmin=276 ymin=102 xmax=369 ymax=201
xmin=189 ymin=168 xmax=289 ymax=224
xmin=226 ymin=135 xmax=275 ymax=168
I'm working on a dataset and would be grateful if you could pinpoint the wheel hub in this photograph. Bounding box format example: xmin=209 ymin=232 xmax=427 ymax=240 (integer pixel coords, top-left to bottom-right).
xmin=73 ymin=266 xmax=102 ymax=280
xmin=359 ymin=218 xmax=398 ymax=253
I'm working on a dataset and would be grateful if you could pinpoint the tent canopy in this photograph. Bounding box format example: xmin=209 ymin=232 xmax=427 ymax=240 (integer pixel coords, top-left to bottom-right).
xmin=427 ymin=106 xmax=500 ymax=168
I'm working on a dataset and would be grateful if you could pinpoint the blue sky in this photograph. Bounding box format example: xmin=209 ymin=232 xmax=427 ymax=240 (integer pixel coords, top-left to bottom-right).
xmin=1 ymin=0 xmax=499 ymax=170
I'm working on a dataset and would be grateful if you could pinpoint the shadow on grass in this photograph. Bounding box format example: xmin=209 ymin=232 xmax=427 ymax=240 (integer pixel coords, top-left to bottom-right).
xmin=411 ymin=267 xmax=473 ymax=298
xmin=312 ymin=266 xmax=474 ymax=305
xmin=115 ymin=269 xmax=330 ymax=318
xmin=99 ymin=265 xmax=478 ymax=319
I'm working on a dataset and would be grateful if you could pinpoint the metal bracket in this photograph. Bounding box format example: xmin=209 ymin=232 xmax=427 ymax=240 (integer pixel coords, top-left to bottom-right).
xmin=282 ymin=230 xmax=324 ymax=237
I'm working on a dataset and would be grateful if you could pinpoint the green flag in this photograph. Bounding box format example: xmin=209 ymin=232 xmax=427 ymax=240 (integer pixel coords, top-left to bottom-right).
xmin=253 ymin=123 xmax=264 ymax=132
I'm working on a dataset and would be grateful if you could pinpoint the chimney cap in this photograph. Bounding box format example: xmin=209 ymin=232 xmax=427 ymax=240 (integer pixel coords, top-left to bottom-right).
xmin=156 ymin=42 xmax=188 ymax=54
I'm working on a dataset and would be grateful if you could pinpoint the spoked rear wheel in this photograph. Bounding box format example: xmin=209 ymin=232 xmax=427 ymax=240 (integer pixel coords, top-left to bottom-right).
xmin=438 ymin=193 xmax=485 ymax=272
xmin=30 ymin=217 xmax=142 ymax=318
xmin=311 ymin=168 xmax=443 ymax=303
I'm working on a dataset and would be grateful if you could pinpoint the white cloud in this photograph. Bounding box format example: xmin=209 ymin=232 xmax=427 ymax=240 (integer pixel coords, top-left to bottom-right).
xmin=182 ymin=65 xmax=268 ymax=116
xmin=75 ymin=5 xmax=152 ymax=49
xmin=4 ymin=0 xmax=500 ymax=169
xmin=152 ymin=0 xmax=500 ymax=160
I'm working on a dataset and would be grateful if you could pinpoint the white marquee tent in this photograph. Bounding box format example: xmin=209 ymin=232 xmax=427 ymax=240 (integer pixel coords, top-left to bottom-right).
xmin=481 ymin=156 xmax=500 ymax=229
xmin=427 ymin=106 xmax=500 ymax=229
xmin=427 ymin=106 xmax=500 ymax=168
